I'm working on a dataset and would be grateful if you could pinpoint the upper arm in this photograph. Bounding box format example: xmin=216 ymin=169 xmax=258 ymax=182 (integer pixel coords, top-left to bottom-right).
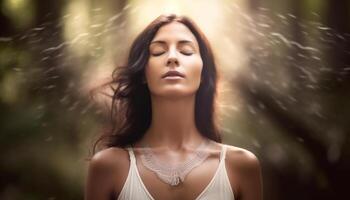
xmin=239 ymin=151 xmax=263 ymax=200
xmin=85 ymin=148 xmax=127 ymax=200
xmin=227 ymin=147 xmax=263 ymax=200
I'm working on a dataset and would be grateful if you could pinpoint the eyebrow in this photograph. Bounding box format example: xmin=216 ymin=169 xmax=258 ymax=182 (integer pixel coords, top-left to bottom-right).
xmin=150 ymin=40 xmax=195 ymax=46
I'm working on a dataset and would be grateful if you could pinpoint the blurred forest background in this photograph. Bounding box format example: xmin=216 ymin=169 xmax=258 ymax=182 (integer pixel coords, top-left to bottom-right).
xmin=0 ymin=0 xmax=349 ymax=199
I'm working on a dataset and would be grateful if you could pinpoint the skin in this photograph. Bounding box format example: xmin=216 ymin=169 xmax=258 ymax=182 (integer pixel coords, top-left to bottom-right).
xmin=85 ymin=22 xmax=263 ymax=200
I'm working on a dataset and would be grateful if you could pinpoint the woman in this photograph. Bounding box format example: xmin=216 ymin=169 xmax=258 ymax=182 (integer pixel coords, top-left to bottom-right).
xmin=85 ymin=14 xmax=262 ymax=200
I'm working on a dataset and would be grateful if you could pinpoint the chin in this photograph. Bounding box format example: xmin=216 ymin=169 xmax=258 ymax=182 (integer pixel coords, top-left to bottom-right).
xmin=152 ymin=88 xmax=198 ymax=98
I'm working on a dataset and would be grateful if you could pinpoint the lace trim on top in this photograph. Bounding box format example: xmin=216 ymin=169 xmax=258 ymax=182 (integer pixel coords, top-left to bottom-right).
xmin=139 ymin=139 xmax=211 ymax=186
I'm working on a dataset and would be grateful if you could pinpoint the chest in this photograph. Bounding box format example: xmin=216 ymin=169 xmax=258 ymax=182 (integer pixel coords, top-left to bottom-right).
xmin=115 ymin=147 xmax=240 ymax=200
xmin=136 ymin=157 xmax=220 ymax=200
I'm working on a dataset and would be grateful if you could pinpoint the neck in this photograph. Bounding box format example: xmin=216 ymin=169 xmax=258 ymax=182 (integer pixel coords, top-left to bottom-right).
xmin=141 ymin=94 xmax=204 ymax=150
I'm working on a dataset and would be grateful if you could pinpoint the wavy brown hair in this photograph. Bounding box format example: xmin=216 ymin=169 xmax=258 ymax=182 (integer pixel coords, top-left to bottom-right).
xmin=93 ymin=14 xmax=221 ymax=152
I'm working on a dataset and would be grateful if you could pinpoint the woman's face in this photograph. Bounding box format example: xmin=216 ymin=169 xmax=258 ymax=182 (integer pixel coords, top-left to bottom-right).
xmin=145 ymin=22 xmax=203 ymax=98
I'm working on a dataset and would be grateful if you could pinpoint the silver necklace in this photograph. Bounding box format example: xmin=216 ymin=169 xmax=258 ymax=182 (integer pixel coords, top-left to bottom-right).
xmin=139 ymin=139 xmax=210 ymax=186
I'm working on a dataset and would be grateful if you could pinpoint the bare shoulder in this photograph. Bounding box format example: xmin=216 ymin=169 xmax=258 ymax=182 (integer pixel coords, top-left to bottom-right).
xmin=87 ymin=147 xmax=131 ymax=194
xmin=87 ymin=146 xmax=130 ymax=185
xmin=224 ymin=144 xmax=261 ymax=173
xmin=86 ymin=147 xmax=131 ymax=199
xmin=222 ymin=144 xmax=263 ymax=199
xmin=89 ymin=147 xmax=129 ymax=170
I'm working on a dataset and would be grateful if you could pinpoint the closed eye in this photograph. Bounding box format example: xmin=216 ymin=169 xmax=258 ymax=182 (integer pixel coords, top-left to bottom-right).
xmin=151 ymin=51 xmax=193 ymax=56
xmin=151 ymin=52 xmax=165 ymax=56
xmin=181 ymin=52 xmax=193 ymax=56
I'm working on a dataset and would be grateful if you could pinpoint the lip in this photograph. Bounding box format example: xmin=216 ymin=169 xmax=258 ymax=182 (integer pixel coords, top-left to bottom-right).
xmin=161 ymin=70 xmax=185 ymax=79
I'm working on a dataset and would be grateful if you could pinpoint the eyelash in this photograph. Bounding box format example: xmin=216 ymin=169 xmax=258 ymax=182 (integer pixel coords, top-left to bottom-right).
xmin=151 ymin=51 xmax=193 ymax=56
xmin=151 ymin=52 xmax=164 ymax=56
xmin=182 ymin=52 xmax=193 ymax=56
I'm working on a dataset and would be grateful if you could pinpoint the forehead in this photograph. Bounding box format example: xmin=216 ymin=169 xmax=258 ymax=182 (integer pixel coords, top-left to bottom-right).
xmin=151 ymin=22 xmax=198 ymax=44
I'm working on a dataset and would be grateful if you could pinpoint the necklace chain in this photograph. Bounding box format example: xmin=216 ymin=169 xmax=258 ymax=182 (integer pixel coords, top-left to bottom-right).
xmin=139 ymin=139 xmax=210 ymax=186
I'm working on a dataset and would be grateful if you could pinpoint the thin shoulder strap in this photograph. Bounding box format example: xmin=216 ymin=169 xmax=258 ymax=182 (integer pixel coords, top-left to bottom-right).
xmin=126 ymin=146 xmax=136 ymax=164
xmin=220 ymin=144 xmax=227 ymax=161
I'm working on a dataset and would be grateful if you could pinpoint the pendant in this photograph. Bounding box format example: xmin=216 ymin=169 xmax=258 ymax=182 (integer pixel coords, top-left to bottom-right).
xmin=170 ymin=175 xmax=181 ymax=186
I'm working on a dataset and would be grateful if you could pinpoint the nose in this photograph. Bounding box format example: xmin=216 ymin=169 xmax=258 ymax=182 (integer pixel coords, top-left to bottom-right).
xmin=166 ymin=47 xmax=179 ymax=67
xmin=167 ymin=57 xmax=179 ymax=66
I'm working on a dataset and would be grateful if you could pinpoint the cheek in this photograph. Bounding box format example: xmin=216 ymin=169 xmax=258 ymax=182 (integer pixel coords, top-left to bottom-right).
xmin=144 ymin=59 xmax=165 ymax=95
xmin=187 ymin=58 xmax=203 ymax=87
xmin=145 ymin=59 xmax=160 ymax=82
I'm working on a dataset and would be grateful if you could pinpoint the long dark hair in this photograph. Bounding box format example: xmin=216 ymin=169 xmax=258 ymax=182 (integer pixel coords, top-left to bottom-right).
xmin=93 ymin=14 xmax=221 ymax=152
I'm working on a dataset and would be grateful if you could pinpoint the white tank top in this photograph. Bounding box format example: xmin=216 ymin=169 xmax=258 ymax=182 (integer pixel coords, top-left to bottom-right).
xmin=117 ymin=144 xmax=235 ymax=200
